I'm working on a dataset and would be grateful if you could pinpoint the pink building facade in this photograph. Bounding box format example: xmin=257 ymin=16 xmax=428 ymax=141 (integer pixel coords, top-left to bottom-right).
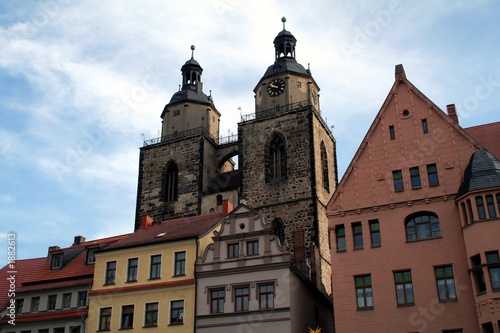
xmin=328 ymin=65 xmax=500 ymax=332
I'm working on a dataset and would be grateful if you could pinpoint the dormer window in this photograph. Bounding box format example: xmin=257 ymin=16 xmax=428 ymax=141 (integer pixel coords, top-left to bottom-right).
xmin=51 ymin=253 xmax=63 ymax=270
xmin=86 ymin=248 xmax=97 ymax=265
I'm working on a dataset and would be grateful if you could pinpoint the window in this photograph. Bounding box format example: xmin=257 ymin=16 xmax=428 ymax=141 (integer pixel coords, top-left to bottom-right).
xmin=259 ymin=284 xmax=274 ymax=310
xmin=127 ymin=258 xmax=138 ymax=282
xmin=235 ymin=287 xmax=250 ymax=312
xmin=476 ymin=196 xmax=486 ymax=220
xmin=38 ymin=330 xmax=49 ymax=333
xmin=163 ymin=161 xmax=178 ymax=202
xmin=435 ymin=266 xmax=457 ymax=302
xmin=355 ymin=275 xmax=373 ymax=309
xmin=77 ymin=291 xmax=87 ymax=307
xmin=486 ymin=195 xmax=496 ymax=218
xmin=30 ymin=297 xmax=40 ymax=312
xmin=497 ymin=193 xmax=500 ymax=215
xmin=427 ymin=163 xmax=439 ymax=186
xmin=392 ymin=170 xmax=404 ymax=192
xmin=247 ymin=240 xmax=259 ymax=256
xmin=62 ymin=293 xmax=72 ymax=309
xmin=173 ymin=109 xmax=180 ymax=116
xmin=352 ymin=222 xmax=363 ymax=249
xmin=471 ymin=254 xmax=486 ymax=294
xmin=369 ymin=220 xmax=381 ymax=247
xmin=170 ymin=300 xmax=184 ymax=324
xmin=267 ymin=134 xmax=287 ymax=182
xmin=422 ymin=118 xmax=429 ymax=133
xmin=442 ymin=330 xmax=462 ymax=333
xmin=272 ymin=218 xmax=285 ymax=246
xmin=389 ymin=125 xmax=395 ymax=140
xmin=144 ymin=302 xmax=158 ymax=327
xmin=53 ymin=328 xmax=64 ymax=333
xmin=99 ymin=307 xmax=112 ymax=331
xmin=410 ymin=166 xmax=421 ymax=189
xmin=210 ymin=289 xmax=224 ymax=314
xmin=105 ymin=261 xmax=116 ymax=285
xmin=15 ymin=298 xmax=23 ymax=314
xmin=320 ymin=142 xmax=330 ymax=192
xmin=150 ymin=255 xmax=161 ymax=279
xmin=405 ymin=212 xmax=441 ymax=241
xmin=47 ymin=295 xmax=57 ymax=311
xmin=336 ymin=225 xmax=346 ymax=251
xmin=228 ymin=243 xmax=239 ymax=258
xmin=121 ymin=305 xmax=134 ymax=329
xmin=69 ymin=327 xmax=81 ymax=333
xmin=486 ymin=251 xmax=500 ymax=291
xmin=86 ymin=248 xmax=97 ymax=265
xmin=174 ymin=251 xmax=186 ymax=276
xmin=51 ymin=254 xmax=63 ymax=270
xmin=394 ymin=270 xmax=414 ymax=306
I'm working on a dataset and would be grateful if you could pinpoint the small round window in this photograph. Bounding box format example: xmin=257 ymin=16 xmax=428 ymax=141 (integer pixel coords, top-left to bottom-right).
xmin=402 ymin=109 xmax=410 ymax=117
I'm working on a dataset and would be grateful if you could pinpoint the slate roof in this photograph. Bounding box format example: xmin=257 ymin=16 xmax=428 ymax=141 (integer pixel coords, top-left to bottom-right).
xmin=465 ymin=121 xmax=500 ymax=159
xmin=457 ymin=149 xmax=500 ymax=198
xmin=103 ymin=213 xmax=224 ymax=252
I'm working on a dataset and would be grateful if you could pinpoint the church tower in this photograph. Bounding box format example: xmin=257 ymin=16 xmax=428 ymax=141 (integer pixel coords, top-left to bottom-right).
xmin=238 ymin=18 xmax=337 ymax=295
xmin=134 ymin=46 xmax=237 ymax=230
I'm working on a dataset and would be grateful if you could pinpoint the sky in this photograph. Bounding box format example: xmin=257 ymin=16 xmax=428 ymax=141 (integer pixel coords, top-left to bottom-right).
xmin=0 ymin=0 xmax=499 ymax=267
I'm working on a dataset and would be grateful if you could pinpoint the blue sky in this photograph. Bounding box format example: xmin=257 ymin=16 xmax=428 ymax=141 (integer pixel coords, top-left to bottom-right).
xmin=1 ymin=0 xmax=499 ymax=267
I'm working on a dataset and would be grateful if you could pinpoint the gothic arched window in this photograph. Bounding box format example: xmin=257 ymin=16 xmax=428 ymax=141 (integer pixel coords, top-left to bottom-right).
xmin=320 ymin=141 xmax=330 ymax=192
xmin=272 ymin=218 xmax=285 ymax=246
xmin=405 ymin=212 xmax=441 ymax=242
xmin=267 ymin=134 xmax=287 ymax=182
xmin=163 ymin=161 xmax=178 ymax=202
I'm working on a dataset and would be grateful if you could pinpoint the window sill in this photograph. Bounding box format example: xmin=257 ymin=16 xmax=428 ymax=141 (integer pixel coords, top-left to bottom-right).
xmin=119 ymin=327 xmax=133 ymax=330
xmin=371 ymin=244 xmax=381 ymax=248
xmin=356 ymin=307 xmax=373 ymax=311
xmin=397 ymin=303 xmax=415 ymax=307
xmin=97 ymin=330 xmax=110 ymax=332
xmin=126 ymin=280 xmax=137 ymax=283
xmin=148 ymin=277 xmax=161 ymax=281
xmin=143 ymin=325 xmax=158 ymax=328
xmin=173 ymin=274 xmax=186 ymax=278
xmin=411 ymin=186 xmax=422 ymax=190
xmin=103 ymin=283 xmax=115 ymax=286
xmin=353 ymin=247 xmax=364 ymax=251
xmin=405 ymin=236 xmax=442 ymax=243
xmin=438 ymin=298 xmax=458 ymax=303
xmin=336 ymin=249 xmax=347 ymax=253
xmin=169 ymin=322 xmax=184 ymax=326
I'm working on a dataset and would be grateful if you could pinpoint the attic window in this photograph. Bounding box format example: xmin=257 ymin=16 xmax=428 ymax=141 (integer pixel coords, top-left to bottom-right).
xmin=156 ymin=233 xmax=167 ymax=238
xmin=402 ymin=109 xmax=410 ymax=117
xmin=86 ymin=248 xmax=97 ymax=265
xmin=51 ymin=254 xmax=63 ymax=270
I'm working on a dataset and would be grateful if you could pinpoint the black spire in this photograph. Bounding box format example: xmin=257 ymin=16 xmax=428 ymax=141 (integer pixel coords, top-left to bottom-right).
xmin=181 ymin=45 xmax=203 ymax=90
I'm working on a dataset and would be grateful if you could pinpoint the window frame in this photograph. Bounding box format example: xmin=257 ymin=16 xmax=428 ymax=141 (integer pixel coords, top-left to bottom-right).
xmin=120 ymin=305 xmax=134 ymax=329
xmin=77 ymin=291 xmax=87 ymax=307
xmin=258 ymin=284 xmax=275 ymax=310
xmin=421 ymin=118 xmax=429 ymax=133
xmin=234 ymin=286 xmax=250 ymax=312
xmin=51 ymin=253 xmax=63 ymax=270
xmin=210 ymin=289 xmax=225 ymax=314
xmin=170 ymin=300 xmax=184 ymax=325
xmin=105 ymin=261 xmax=117 ymax=285
xmin=486 ymin=251 xmax=500 ymax=291
xmin=392 ymin=170 xmax=404 ymax=192
xmin=335 ymin=225 xmax=346 ymax=252
xmin=62 ymin=293 xmax=72 ymax=309
xmin=394 ymin=270 xmax=414 ymax=306
xmin=426 ymin=163 xmax=439 ymax=186
xmin=150 ymin=255 xmax=162 ymax=279
xmin=405 ymin=212 xmax=441 ymax=242
xmin=47 ymin=294 xmax=57 ymax=311
xmin=369 ymin=220 xmax=381 ymax=247
xmin=246 ymin=240 xmax=259 ymax=256
xmin=127 ymin=258 xmax=138 ymax=282
xmin=389 ymin=125 xmax=395 ymax=140
xmin=410 ymin=166 xmax=422 ymax=189
xmin=99 ymin=307 xmax=112 ymax=331
xmin=355 ymin=275 xmax=373 ymax=310
xmin=30 ymin=296 xmax=40 ymax=312
xmin=352 ymin=222 xmax=363 ymax=249
xmin=144 ymin=302 xmax=158 ymax=327
xmin=227 ymin=243 xmax=240 ymax=258
xmin=174 ymin=251 xmax=186 ymax=276
xmin=434 ymin=266 xmax=457 ymax=302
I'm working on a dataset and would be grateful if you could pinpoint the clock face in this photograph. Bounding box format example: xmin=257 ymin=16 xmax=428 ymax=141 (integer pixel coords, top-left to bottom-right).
xmin=267 ymin=78 xmax=285 ymax=96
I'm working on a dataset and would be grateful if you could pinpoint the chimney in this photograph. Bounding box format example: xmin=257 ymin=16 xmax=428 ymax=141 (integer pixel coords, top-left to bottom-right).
xmin=73 ymin=235 xmax=86 ymax=245
xmin=395 ymin=64 xmax=406 ymax=81
xmin=141 ymin=215 xmax=153 ymax=229
xmin=222 ymin=199 xmax=233 ymax=216
xmin=446 ymin=104 xmax=459 ymax=124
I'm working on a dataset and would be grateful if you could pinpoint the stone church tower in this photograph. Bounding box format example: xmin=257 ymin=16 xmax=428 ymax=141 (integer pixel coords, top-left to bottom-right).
xmin=135 ymin=18 xmax=337 ymax=295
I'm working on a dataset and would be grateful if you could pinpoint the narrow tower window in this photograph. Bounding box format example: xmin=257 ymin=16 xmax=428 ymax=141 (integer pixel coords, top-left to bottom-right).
xmin=422 ymin=118 xmax=429 ymax=133
xmin=267 ymin=134 xmax=287 ymax=182
xmin=163 ymin=161 xmax=179 ymax=202
xmin=389 ymin=125 xmax=395 ymax=140
xmin=320 ymin=141 xmax=330 ymax=192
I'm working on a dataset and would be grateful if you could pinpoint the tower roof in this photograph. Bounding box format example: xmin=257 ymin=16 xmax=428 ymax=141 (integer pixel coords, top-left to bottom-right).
xmin=457 ymin=149 xmax=500 ymax=198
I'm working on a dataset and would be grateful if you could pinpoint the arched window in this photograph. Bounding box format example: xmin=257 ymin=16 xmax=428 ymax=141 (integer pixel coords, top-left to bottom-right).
xmin=267 ymin=134 xmax=287 ymax=182
xmin=163 ymin=161 xmax=178 ymax=202
xmin=405 ymin=212 xmax=441 ymax=242
xmin=320 ymin=141 xmax=330 ymax=192
xmin=272 ymin=218 xmax=285 ymax=246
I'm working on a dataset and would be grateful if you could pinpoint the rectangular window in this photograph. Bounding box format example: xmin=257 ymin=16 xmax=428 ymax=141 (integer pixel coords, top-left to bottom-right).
xmin=121 ymin=305 xmax=134 ymax=329
xmin=352 ymin=222 xmax=363 ymax=249
xmin=30 ymin=297 xmax=40 ymax=312
xmin=497 ymin=193 xmax=500 ymax=215
xmin=77 ymin=291 xmax=87 ymax=307
xmin=355 ymin=275 xmax=373 ymax=309
xmin=38 ymin=330 xmax=49 ymax=333
xmin=210 ymin=289 xmax=225 ymax=314
xmin=170 ymin=300 xmax=184 ymax=324
xmin=476 ymin=196 xmax=487 ymax=219
xmin=435 ymin=266 xmax=457 ymax=302
xmin=144 ymin=302 xmax=158 ymax=327
xmin=471 ymin=254 xmax=486 ymax=294
xmin=410 ymin=166 xmax=421 ymax=189
xmin=99 ymin=307 xmax=112 ymax=331
xmin=86 ymin=248 xmax=97 ymax=265
xmin=69 ymin=327 xmax=81 ymax=333
xmin=486 ymin=195 xmax=496 ymax=218
xmin=247 ymin=240 xmax=259 ymax=256
xmin=486 ymin=251 xmax=500 ymax=291
xmin=62 ymin=293 xmax=72 ymax=309
xmin=259 ymin=284 xmax=274 ymax=310
xmin=369 ymin=220 xmax=381 ymax=247
xmin=51 ymin=254 xmax=63 ymax=270
xmin=127 ymin=258 xmax=138 ymax=282
xmin=53 ymin=328 xmax=64 ymax=333
xmin=394 ymin=270 xmax=414 ymax=305
xmin=235 ymin=287 xmax=250 ymax=312
xmin=336 ymin=225 xmax=346 ymax=251
xmin=150 ymin=255 xmax=161 ymax=279
xmin=393 ymin=170 xmax=404 ymax=192
xmin=228 ymin=243 xmax=239 ymax=258
xmin=174 ymin=251 xmax=186 ymax=276
xmin=427 ymin=163 xmax=439 ymax=186
xmin=105 ymin=261 xmax=116 ymax=285
xmin=47 ymin=295 xmax=57 ymax=311
xmin=15 ymin=298 xmax=23 ymax=314
xmin=389 ymin=125 xmax=395 ymax=140
xmin=422 ymin=118 xmax=429 ymax=133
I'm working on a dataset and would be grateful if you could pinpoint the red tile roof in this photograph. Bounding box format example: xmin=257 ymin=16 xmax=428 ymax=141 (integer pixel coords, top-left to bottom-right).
xmin=0 ymin=308 xmax=87 ymax=324
xmin=465 ymin=121 xmax=500 ymax=159
xmin=104 ymin=213 xmax=224 ymax=252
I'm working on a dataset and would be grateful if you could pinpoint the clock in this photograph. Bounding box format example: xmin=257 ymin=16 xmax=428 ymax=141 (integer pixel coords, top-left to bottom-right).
xmin=267 ymin=78 xmax=285 ymax=96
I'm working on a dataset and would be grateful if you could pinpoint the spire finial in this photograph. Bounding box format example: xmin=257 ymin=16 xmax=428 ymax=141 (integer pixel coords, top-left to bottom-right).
xmin=281 ymin=16 xmax=287 ymax=30
xmin=190 ymin=45 xmax=195 ymax=59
